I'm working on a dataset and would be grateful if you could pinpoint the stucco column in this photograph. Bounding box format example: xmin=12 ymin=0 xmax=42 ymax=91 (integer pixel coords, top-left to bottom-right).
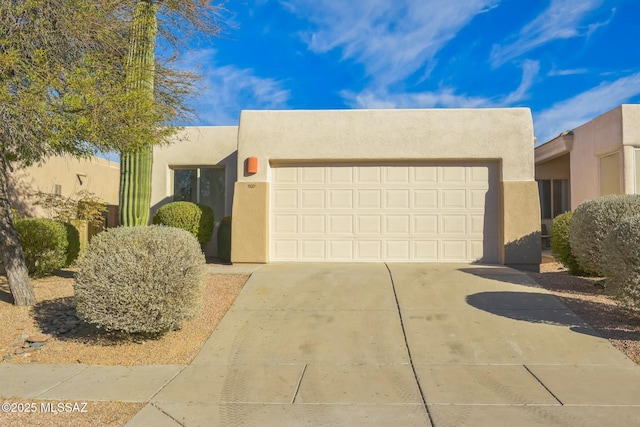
xmin=230 ymin=182 xmax=269 ymax=263
xmin=623 ymin=145 xmax=636 ymax=195
xmin=500 ymin=181 xmax=541 ymax=272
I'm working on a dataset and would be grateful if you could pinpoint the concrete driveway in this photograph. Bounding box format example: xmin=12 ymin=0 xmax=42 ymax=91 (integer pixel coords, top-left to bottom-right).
xmin=130 ymin=263 xmax=640 ymax=427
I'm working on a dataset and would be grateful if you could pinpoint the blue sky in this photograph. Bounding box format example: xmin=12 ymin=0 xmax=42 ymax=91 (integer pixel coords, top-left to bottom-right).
xmin=104 ymin=0 xmax=640 ymax=161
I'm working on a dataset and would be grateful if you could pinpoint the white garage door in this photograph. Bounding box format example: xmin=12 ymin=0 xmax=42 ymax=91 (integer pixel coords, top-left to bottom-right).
xmin=270 ymin=163 xmax=499 ymax=262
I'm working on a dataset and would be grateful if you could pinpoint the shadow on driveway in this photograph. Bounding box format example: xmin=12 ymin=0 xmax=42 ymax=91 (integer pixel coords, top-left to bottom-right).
xmin=466 ymin=291 xmax=601 ymax=338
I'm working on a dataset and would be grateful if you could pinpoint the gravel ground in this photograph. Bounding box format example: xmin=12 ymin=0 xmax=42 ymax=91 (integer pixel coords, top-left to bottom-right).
xmin=0 ymin=271 xmax=247 ymax=427
xmin=0 ymin=400 xmax=144 ymax=427
xmin=0 ymin=272 xmax=248 ymax=365
xmin=527 ymin=259 xmax=640 ymax=364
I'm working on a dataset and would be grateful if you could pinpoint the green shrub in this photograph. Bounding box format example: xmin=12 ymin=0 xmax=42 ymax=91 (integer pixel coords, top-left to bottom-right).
xmin=570 ymin=195 xmax=640 ymax=276
xmin=152 ymin=201 xmax=214 ymax=245
xmin=550 ymin=211 xmax=585 ymax=274
xmin=603 ymin=217 xmax=640 ymax=312
xmin=14 ymin=218 xmax=68 ymax=277
xmin=74 ymin=226 xmax=206 ymax=335
xmin=61 ymin=222 xmax=80 ymax=267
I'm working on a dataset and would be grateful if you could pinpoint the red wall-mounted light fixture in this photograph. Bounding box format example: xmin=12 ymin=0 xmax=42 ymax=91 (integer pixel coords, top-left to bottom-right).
xmin=246 ymin=157 xmax=258 ymax=174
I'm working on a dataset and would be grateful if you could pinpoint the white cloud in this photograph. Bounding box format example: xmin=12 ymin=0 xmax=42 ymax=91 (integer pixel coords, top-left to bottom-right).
xmin=281 ymin=0 xmax=499 ymax=85
xmin=342 ymin=60 xmax=538 ymax=109
xmin=534 ymin=72 xmax=640 ymax=144
xmin=178 ymin=49 xmax=291 ymax=125
xmin=491 ymin=0 xmax=606 ymax=66
xmin=548 ymin=68 xmax=590 ymax=76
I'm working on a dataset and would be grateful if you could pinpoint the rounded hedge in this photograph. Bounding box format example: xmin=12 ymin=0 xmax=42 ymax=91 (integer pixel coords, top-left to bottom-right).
xmin=603 ymin=217 xmax=640 ymax=312
xmin=550 ymin=211 xmax=584 ymax=274
xmin=74 ymin=226 xmax=206 ymax=335
xmin=61 ymin=222 xmax=80 ymax=267
xmin=14 ymin=218 xmax=68 ymax=277
xmin=152 ymin=201 xmax=214 ymax=245
xmin=570 ymin=194 xmax=640 ymax=276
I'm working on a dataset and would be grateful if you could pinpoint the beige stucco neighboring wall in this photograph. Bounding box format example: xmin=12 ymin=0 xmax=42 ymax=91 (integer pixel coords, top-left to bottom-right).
xmin=8 ymin=155 xmax=120 ymax=219
xmin=232 ymin=108 xmax=539 ymax=269
xmin=622 ymin=105 xmax=640 ymax=195
xmin=151 ymin=126 xmax=238 ymax=256
xmin=569 ymin=106 xmax=624 ymax=208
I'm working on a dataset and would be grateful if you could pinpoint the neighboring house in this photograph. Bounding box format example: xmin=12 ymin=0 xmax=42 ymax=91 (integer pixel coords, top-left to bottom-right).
xmin=152 ymin=108 xmax=541 ymax=271
xmin=535 ymin=104 xmax=640 ymax=230
xmin=8 ymin=155 xmax=120 ymax=227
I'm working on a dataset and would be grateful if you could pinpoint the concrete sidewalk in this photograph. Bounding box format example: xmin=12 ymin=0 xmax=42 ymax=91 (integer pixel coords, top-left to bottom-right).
xmin=2 ymin=263 xmax=640 ymax=426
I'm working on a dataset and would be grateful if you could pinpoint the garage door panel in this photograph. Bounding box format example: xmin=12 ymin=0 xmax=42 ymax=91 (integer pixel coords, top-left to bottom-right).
xmin=329 ymin=240 xmax=354 ymax=259
xmin=385 ymin=241 xmax=410 ymax=259
xmin=273 ymin=189 xmax=298 ymax=209
xmin=302 ymin=240 xmax=325 ymax=259
xmin=469 ymin=189 xmax=488 ymax=209
xmin=271 ymin=164 xmax=498 ymax=262
xmin=414 ymin=215 xmax=438 ymax=234
xmin=414 ymin=167 xmax=437 ymax=183
xmin=273 ymin=167 xmax=298 ymax=184
xmin=469 ymin=215 xmax=485 ymax=234
xmin=384 ymin=189 xmax=411 ymax=209
xmin=441 ymin=241 xmax=467 ymax=260
xmin=414 ymin=241 xmax=438 ymax=261
xmin=328 ymin=189 xmax=353 ymax=209
xmin=329 ymin=167 xmax=353 ymax=183
xmin=356 ymin=189 xmax=382 ymax=209
xmin=301 ymin=167 xmax=325 ymax=184
xmin=357 ymin=240 xmax=382 ymax=259
xmin=441 ymin=166 xmax=467 ymax=183
xmin=441 ymin=189 xmax=467 ymax=209
xmin=273 ymin=214 xmax=298 ymax=234
xmin=385 ymin=167 xmax=410 ymax=183
xmin=328 ymin=215 xmax=353 ymax=234
xmin=357 ymin=215 xmax=382 ymax=234
xmin=356 ymin=166 xmax=382 ymax=183
xmin=301 ymin=189 xmax=325 ymax=209
xmin=441 ymin=215 xmax=467 ymax=234
xmin=414 ymin=189 xmax=438 ymax=209
xmin=301 ymin=215 xmax=325 ymax=234
xmin=470 ymin=166 xmax=489 ymax=182
xmin=273 ymin=240 xmax=298 ymax=260
xmin=385 ymin=215 xmax=411 ymax=234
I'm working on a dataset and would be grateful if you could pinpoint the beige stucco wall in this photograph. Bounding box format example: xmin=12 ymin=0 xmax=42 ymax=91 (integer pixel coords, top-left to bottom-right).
xmin=570 ymin=106 xmax=622 ymax=208
xmin=567 ymin=104 xmax=640 ymax=208
xmin=8 ymin=155 xmax=120 ymax=220
xmin=236 ymin=108 xmax=534 ymax=182
xmin=232 ymin=108 xmax=539 ymax=269
xmin=622 ymin=105 xmax=640 ymax=195
xmin=151 ymin=126 xmax=238 ymax=257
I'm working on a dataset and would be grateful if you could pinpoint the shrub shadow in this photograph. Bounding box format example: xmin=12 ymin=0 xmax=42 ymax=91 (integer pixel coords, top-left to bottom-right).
xmin=31 ymin=296 xmax=149 ymax=345
xmin=466 ymin=291 xmax=600 ymax=337
xmin=466 ymin=291 xmax=640 ymax=341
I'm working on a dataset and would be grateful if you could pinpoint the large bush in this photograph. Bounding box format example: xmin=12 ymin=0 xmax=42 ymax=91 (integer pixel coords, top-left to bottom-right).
xmin=550 ymin=212 xmax=584 ymax=274
xmin=603 ymin=217 xmax=640 ymax=312
xmin=61 ymin=222 xmax=80 ymax=267
xmin=570 ymin=195 xmax=640 ymax=276
xmin=152 ymin=201 xmax=214 ymax=245
xmin=74 ymin=226 xmax=206 ymax=335
xmin=14 ymin=218 xmax=68 ymax=277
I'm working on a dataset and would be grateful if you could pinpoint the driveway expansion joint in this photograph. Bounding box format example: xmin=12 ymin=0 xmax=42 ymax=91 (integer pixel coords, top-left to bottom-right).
xmin=385 ymin=263 xmax=435 ymax=426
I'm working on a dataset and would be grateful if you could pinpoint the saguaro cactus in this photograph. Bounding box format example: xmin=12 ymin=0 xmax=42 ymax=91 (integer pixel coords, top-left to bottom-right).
xmin=119 ymin=0 xmax=157 ymax=226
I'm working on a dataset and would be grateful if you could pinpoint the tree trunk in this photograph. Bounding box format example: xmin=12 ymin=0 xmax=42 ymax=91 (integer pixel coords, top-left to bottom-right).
xmin=0 ymin=157 xmax=35 ymax=306
xmin=118 ymin=0 xmax=157 ymax=227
